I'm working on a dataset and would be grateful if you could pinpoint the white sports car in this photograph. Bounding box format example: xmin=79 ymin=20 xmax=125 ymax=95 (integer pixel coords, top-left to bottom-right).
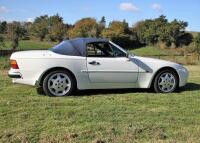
xmin=8 ymin=38 xmax=188 ymax=96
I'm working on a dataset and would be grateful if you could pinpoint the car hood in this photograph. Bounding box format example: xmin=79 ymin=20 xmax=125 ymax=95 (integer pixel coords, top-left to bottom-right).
xmin=131 ymin=56 xmax=180 ymax=73
xmin=134 ymin=56 xmax=176 ymax=65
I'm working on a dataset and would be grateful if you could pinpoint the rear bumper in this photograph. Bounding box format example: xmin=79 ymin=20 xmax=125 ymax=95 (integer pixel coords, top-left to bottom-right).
xmin=8 ymin=69 xmax=22 ymax=79
xmin=8 ymin=74 xmax=21 ymax=78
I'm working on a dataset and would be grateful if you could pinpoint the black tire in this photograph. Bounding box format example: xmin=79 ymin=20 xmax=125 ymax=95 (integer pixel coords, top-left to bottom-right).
xmin=42 ymin=70 xmax=76 ymax=97
xmin=153 ymin=69 xmax=178 ymax=93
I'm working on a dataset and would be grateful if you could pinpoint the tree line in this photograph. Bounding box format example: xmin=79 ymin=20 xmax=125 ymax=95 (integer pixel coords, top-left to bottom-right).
xmin=0 ymin=14 xmax=199 ymax=54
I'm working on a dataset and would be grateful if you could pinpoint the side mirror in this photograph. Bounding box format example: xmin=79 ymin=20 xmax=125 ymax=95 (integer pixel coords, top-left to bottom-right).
xmin=126 ymin=50 xmax=133 ymax=58
xmin=126 ymin=51 xmax=134 ymax=60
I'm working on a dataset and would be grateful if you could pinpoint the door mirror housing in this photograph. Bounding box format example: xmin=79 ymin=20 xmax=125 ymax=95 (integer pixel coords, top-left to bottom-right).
xmin=126 ymin=50 xmax=134 ymax=58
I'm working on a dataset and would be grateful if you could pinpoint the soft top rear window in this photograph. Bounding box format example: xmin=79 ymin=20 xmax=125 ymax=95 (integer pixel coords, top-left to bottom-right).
xmin=49 ymin=41 xmax=81 ymax=56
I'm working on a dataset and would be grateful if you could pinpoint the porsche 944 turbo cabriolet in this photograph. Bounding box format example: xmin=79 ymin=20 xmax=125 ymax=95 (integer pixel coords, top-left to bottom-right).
xmin=8 ymin=38 xmax=188 ymax=96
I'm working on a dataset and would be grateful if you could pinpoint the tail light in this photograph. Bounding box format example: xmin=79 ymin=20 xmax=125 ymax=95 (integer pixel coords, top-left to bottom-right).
xmin=10 ymin=60 xmax=19 ymax=69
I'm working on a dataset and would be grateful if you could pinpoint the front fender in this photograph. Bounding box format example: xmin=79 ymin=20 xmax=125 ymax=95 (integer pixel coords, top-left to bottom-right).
xmin=133 ymin=56 xmax=185 ymax=88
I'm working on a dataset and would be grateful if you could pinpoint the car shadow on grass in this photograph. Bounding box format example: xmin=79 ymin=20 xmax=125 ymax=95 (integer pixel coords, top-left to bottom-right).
xmin=74 ymin=82 xmax=200 ymax=96
xmin=179 ymin=82 xmax=200 ymax=92
xmin=74 ymin=88 xmax=151 ymax=96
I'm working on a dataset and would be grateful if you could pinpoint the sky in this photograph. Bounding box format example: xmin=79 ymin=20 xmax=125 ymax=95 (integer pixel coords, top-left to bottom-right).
xmin=0 ymin=0 xmax=199 ymax=31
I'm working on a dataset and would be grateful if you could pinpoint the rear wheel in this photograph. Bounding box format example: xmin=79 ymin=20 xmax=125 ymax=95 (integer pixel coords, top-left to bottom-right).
xmin=43 ymin=70 xmax=76 ymax=97
xmin=154 ymin=69 xmax=178 ymax=93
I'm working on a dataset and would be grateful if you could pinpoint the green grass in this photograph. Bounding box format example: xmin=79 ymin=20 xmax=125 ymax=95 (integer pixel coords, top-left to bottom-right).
xmin=131 ymin=46 xmax=181 ymax=56
xmin=131 ymin=46 xmax=200 ymax=65
xmin=0 ymin=61 xmax=200 ymax=142
xmin=3 ymin=40 xmax=56 ymax=50
xmin=0 ymin=56 xmax=9 ymax=70
xmin=189 ymin=31 xmax=200 ymax=37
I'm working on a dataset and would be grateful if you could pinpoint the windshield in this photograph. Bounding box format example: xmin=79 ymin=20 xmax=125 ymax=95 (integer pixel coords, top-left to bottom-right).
xmin=109 ymin=41 xmax=128 ymax=54
xmin=109 ymin=41 xmax=134 ymax=57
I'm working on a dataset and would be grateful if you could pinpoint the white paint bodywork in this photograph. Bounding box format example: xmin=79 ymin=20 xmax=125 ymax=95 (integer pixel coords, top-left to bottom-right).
xmin=9 ymin=43 xmax=188 ymax=90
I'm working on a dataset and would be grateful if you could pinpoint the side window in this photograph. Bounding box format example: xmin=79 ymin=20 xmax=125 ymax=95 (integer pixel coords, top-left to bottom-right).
xmin=87 ymin=42 xmax=113 ymax=57
xmin=87 ymin=42 xmax=126 ymax=57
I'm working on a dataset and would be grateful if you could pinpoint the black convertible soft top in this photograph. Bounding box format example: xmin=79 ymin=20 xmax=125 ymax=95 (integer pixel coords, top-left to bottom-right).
xmin=50 ymin=38 xmax=108 ymax=57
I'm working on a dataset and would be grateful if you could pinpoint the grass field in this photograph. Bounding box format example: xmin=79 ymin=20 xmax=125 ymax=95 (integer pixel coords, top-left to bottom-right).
xmin=130 ymin=46 xmax=180 ymax=56
xmin=0 ymin=60 xmax=200 ymax=142
xmin=3 ymin=40 xmax=56 ymax=50
xmin=1 ymin=40 xmax=200 ymax=142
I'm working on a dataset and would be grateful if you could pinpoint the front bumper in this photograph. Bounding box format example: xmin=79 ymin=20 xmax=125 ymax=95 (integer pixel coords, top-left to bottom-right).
xmin=177 ymin=67 xmax=189 ymax=87
xmin=8 ymin=69 xmax=22 ymax=79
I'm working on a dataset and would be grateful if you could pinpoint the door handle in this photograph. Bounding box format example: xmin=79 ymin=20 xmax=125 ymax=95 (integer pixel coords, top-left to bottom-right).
xmin=89 ymin=61 xmax=100 ymax=65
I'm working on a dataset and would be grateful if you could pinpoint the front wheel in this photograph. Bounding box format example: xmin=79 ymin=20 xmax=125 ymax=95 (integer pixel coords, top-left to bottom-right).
xmin=154 ymin=69 xmax=178 ymax=93
xmin=43 ymin=70 xmax=76 ymax=97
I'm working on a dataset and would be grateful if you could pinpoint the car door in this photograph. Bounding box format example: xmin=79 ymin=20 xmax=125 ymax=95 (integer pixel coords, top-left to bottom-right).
xmin=86 ymin=42 xmax=139 ymax=83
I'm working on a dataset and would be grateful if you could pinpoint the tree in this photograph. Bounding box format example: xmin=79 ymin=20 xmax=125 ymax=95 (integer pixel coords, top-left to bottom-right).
xmin=0 ymin=21 xmax=7 ymax=33
xmin=48 ymin=14 xmax=63 ymax=25
xmin=0 ymin=36 xmax=4 ymax=49
xmin=194 ymin=33 xmax=200 ymax=54
xmin=99 ymin=16 xmax=106 ymax=27
xmin=68 ymin=18 xmax=99 ymax=38
xmin=122 ymin=19 xmax=129 ymax=33
xmin=177 ymin=33 xmax=193 ymax=47
xmin=98 ymin=16 xmax=106 ymax=37
xmin=32 ymin=15 xmax=49 ymax=41
xmin=133 ymin=15 xmax=168 ymax=45
xmin=48 ymin=14 xmax=66 ymax=42
xmin=102 ymin=21 xmax=138 ymax=48
xmin=133 ymin=15 xmax=191 ymax=48
xmin=22 ymin=22 xmax=33 ymax=40
xmin=19 ymin=24 xmax=28 ymax=40
xmin=101 ymin=21 xmax=127 ymax=38
xmin=7 ymin=22 xmax=22 ymax=50
xmin=167 ymin=19 xmax=188 ymax=48
xmin=0 ymin=21 xmax=7 ymax=49
xmin=48 ymin=23 xmax=66 ymax=42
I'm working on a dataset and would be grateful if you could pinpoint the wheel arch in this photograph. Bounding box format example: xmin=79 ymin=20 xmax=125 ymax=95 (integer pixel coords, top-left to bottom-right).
xmin=149 ymin=66 xmax=180 ymax=88
xmin=36 ymin=67 xmax=77 ymax=87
